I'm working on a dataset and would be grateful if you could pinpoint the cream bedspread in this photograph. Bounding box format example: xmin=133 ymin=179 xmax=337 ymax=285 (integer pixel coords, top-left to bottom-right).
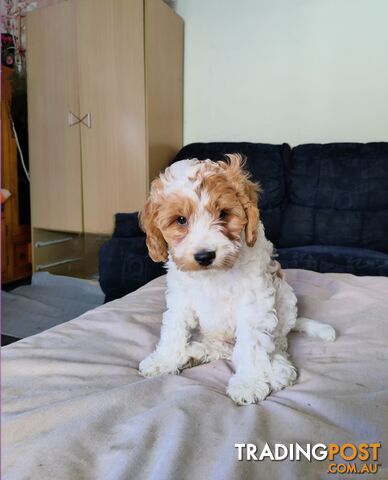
xmin=2 ymin=270 xmax=388 ymax=480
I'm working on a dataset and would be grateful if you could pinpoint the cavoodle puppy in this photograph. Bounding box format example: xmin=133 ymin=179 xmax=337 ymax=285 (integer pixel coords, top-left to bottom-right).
xmin=139 ymin=154 xmax=336 ymax=405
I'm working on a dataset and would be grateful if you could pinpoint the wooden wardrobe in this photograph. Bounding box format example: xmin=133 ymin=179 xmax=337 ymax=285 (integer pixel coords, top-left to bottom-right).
xmin=26 ymin=0 xmax=183 ymax=277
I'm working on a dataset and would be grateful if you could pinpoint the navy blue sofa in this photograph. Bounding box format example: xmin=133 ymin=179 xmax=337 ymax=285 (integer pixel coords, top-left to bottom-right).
xmin=99 ymin=142 xmax=388 ymax=302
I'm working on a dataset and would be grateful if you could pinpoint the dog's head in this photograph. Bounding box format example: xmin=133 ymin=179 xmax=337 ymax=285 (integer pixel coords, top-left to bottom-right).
xmin=140 ymin=154 xmax=260 ymax=271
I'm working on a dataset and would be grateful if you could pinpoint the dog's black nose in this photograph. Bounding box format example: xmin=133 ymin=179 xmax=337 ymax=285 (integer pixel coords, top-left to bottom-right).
xmin=194 ymin=250 xmax=216 ymax=266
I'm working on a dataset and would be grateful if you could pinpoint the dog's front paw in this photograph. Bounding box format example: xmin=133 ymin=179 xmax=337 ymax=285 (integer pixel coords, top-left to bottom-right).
xmin=227 ymin=375 xmax=270 ymax=405
xmin=139 ymin=352 xmax=181 ymax=377
xmin=270 ymin=353 xmax=297 ymax=392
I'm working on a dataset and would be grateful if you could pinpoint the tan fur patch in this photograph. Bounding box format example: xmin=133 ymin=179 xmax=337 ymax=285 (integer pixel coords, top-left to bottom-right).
xmin=157 ymin=194 xmax=197 ymax=247
xmin=219 ymin=154 xmax=261 ymax=246
xmin=139 ymin=177 xmax=168 ymax=262
xmin=200 ymin=172 xmax=247 ymax=243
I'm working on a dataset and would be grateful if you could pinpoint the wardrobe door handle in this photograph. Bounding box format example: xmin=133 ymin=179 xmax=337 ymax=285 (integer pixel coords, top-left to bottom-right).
xmin=67 ymin=112 xmax=92 ymax=128
xmin=68 ymin=111 xmax=80 ymax=127
xmin=83 ymin=112 xmax=92 ymax=128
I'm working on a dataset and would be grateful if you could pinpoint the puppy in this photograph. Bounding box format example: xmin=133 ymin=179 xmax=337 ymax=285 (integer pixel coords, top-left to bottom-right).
xmin=139 ymin=154 xmax=335 ymax=405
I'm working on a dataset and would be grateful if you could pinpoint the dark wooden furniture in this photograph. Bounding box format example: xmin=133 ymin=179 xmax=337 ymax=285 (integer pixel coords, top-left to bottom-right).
xmin=1 ymin=66 xmax=32 ymax=284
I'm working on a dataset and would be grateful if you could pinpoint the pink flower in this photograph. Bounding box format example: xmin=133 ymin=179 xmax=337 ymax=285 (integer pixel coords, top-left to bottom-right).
xmin=6 ymin=55 xmax=14 ymax=65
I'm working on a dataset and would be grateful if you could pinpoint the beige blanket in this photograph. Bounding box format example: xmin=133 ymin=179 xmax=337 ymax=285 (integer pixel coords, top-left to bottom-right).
xmin=2 ymin=270 xmax=388 ymax=479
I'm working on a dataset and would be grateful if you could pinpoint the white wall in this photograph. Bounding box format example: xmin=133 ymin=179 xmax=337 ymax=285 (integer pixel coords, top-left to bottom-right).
xmin=176 ymin=0 xmax=388 ymax=146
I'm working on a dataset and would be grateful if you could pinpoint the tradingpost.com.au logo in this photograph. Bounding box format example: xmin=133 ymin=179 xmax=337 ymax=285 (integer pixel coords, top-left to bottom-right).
xmin=235 ymin=442 xmax=382 ymax=475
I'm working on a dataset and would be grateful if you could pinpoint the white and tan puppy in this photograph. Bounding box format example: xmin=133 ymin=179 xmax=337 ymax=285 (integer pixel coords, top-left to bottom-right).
xmin=139 ymin=154 xmax=335 ymax=405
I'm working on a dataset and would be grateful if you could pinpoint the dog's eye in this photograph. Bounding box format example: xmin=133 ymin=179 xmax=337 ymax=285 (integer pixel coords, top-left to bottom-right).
xmin=219 ymin=210 xmax=228 ymax=220
xmin=177 ymin=216 xmax=187 ymax=225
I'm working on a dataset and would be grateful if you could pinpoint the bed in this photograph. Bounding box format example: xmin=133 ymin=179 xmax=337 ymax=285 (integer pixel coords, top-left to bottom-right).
xmin=2 ymin=269 xmax=388 ymax=479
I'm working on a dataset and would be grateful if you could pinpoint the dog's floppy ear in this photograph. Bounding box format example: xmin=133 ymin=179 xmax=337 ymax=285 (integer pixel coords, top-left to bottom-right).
xmin=242 ymin=178 xmax=260 ymax=247
xmin=223 ymin=153 xmax=260 ymax=247
xmin=139 ymin=180 xmax=168 ymax=262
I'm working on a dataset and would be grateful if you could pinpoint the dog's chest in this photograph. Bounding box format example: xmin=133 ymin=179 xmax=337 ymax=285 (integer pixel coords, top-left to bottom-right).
xmin=187 ymin=274 xmax=244 ymax=337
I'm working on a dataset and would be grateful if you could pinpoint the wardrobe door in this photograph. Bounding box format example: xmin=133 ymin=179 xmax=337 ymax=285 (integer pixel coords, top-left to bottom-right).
xmin=27 ymin=0 xmax=83 ymax=232
xmin=145 ymin=0 xmax=184 ymax=183
xmin=76 ymin=0 xmax=147 ymax=235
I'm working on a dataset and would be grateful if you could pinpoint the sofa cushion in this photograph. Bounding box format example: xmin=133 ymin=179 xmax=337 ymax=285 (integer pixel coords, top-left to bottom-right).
xmin=174 ymin=142 xmax=291 ymax=243
xmin=98 ymin=213 xmax=164 ymax=302
xmin=279 ymin=143 xmax=388 ymax=252
xmin=113 ymin=212 xmax=144 ymax=238
xmin=277 ymin=246 xmax=388 ymax=276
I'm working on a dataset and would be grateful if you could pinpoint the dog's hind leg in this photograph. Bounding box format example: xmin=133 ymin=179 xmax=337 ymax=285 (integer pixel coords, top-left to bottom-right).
xmin=293 ymin=317 xmax=336 ymax=342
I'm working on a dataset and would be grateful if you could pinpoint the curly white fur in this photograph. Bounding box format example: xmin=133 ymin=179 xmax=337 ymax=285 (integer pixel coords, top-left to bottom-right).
xmin=139 ymin=159 xmax=336 ymax=405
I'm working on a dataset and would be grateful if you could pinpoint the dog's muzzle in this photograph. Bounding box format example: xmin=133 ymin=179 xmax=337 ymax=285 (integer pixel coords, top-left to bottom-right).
xmin=194 ymin=250 xmax=216 ymax=266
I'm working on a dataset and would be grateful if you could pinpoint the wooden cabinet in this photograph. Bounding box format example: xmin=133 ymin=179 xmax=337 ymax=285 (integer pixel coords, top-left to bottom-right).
xmin=1 ymin=67 xmax=32 ymax=284
xmin=26 ymin=0 xmax=183 ymax=275
xmin=27 ymin=0 xmax=183 ymax=236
